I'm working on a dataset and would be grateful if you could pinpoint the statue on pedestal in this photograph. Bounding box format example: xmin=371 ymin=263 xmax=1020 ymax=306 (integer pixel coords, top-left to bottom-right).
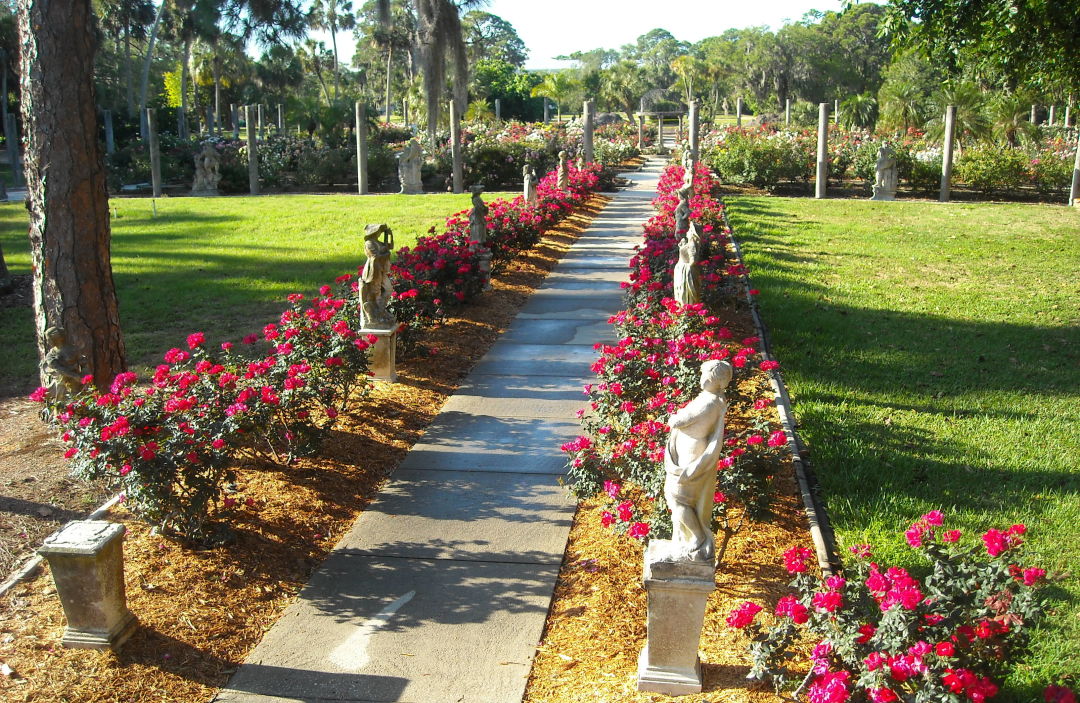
xmin=673 ymin=184 xmax=692 ymax=236
xmin=871 ymin=144 xmax=898 ymax=201
xmin=523 ymin=165 xmax=538 ymax=204
xmin=681 ymin=148 xmax=694 ymax=189
xmin=359 ymin=224 xmax=395 ymax=328
xmin=397 ymin=140 xmax=423 ymax=195
xmin=41 ymin=327 xmax=86 ymax=401
xmin=672 ymin=236 xmax=701 ymax=306
xmin=469 ymin=185 xmax=488 ymax=244
xmin=557 ymin=150 xmax=569 ymax=190
xmin=661 ymin=359 xmax=732 ymax=563
xmin=191 ymin=142 xmax=221 ymax=195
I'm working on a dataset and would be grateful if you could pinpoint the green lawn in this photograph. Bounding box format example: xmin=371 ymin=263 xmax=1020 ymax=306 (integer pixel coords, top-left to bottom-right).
xmin=727 ymin=196 xmax=1080 ymax=695
xmin=0 ymin=192 xmax=511 ymax=395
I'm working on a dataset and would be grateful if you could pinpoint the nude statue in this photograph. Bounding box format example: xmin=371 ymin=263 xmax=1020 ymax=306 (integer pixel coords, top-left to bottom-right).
xmin=359 ymin=224 xmax=395 ymax=328
xmin=557 ymin=150 xmax=569 ymax=190
xmin=672 ymin=235 xmax=701 ymax=306
xmin=673 ymin=184 xmax=692 ymax=236
xmin=871 ymin=144 xmax=898 ymax=201
xmin=469 ymin=185 xmax=488 ymax=244
xmin=662 ymin=359 xmax=732 ymax=563
xmin=523 ymin=165 xmax=538 ymax=204
xmin=41 ymin=327 xmax=86 ymax=401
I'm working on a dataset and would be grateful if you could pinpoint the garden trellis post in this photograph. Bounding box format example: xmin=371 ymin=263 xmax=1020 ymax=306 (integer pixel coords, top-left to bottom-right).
xmin=940 ymin=105 xmax=956 ymax=203
xmin=147 ymin=108 xmax=162 ymax=198
xmin=356 ymin=101 xmax=368 ymax=195
xmin=815 ymin=103 xmax=828 ymax=199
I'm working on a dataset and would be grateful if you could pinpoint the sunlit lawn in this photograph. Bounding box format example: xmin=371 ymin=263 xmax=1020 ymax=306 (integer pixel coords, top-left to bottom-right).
xmin=727 ymin=195 xmax=1080 ymax=696
xmin=0 ymin=191 xmax=512 ymax=395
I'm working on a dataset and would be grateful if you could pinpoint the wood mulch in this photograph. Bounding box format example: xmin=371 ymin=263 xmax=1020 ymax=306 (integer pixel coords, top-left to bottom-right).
xmin=0 ymin=193 xmax=610 ymax=703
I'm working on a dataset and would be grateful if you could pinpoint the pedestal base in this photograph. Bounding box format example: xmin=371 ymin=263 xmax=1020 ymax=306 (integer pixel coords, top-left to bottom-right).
xmin=636 ymin=539 xmax=714 ymax=695
xmin=637 ymin=646 xmax=702 ymax=694
xmin=358 ymin=326 xmax=398 ymax=382
xmin=62 ymin=610 xmax=138 ymax=650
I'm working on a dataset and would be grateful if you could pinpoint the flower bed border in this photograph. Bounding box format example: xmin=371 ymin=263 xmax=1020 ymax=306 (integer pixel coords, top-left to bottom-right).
xmin=722 ymin=207 xmax=839 ymax=577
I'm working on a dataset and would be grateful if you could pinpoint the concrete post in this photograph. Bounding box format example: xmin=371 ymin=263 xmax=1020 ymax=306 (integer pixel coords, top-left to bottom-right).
xmin=785 ymin=98 xmax=791 ymax=126
xmin=257 ymin=104 xmax=265 ymax=140
xmin=4 ymin=113 xmax=21 ymax=187
xmin=403 ymin=99 xmax=409 ymax=126
xmin=104 ymin=110 xmax=115 ymax=155
xmin=543 ymin=99 xmax=550 ymax=123
xmin=638 ymin=114 xmax=645 ymax=151
xmin=636 ymin=542 xmax=713 ymax=695
xmin=231 ymin=104 xmax=239 ymax=139
xmin=277 ymin=103 xmax=284 ymax=131
xmin=656 ymin=114 xmax=665 ymax=154
xmin=834 ymin=98 xmax=839 ymax=124
xmin=139 ymin=109 xmax=148 ymax=142
xmin=1065 ymin=105 xmax=1072 ymax=128
xmin=1069 ymin=126 xmax=1080 ymax=206
xmin=38 ymin=521 xmax=138 ymax=651
xmin=736 ymin=97 xmax=743 ymax=127
xmin=494 ymin=98 xmax=501 ymax=122
xmin=677 ymin=113 xmax=683 ymax=142
xmin=246 ymin=105 xmax=259 ymax=195
xmin=815 ymin=102 xmax=828 ymax=199
xmin=1031 ymin=104 xmax=1037 ymax=124
xmin=356 ymin=101 xmax=368 ymax=195
xmin=450 ymin=100 xmax=463 ymax=194
xmin=583 ymin=100 xmax=595 ymax=164
xmin=940 ymin=105 xmax=956 ymax=203
xmin=147 ymin=108 xmax=162 ymax=197
xmin=688 ymin=100 xmax=699 ymax=165
xmin=1048 ymin=105 xmax=1056 ymax=126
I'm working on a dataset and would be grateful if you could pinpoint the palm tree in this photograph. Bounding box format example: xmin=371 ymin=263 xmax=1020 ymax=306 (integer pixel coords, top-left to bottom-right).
xmin=308 ymin=0 xmax=355 ymax=99
xmin=298 ymin=39 xmax=335 ymax=105
xmin=989 ymin=90 xmax=1037 ymax=147
xmin=530 ymin=71 xmax=578 ymax=122
xmin=878 ymin=78 xmax=926 ymax=132
xmin=926 ymin=82 xmax=990 ymax=146
xmin=840 ymin=93 xmax=878 ymax=129
xmin=670 ymin=55 xmax=705 ymax=107
xmin=600 ymin=61 xmax=645 ymax=123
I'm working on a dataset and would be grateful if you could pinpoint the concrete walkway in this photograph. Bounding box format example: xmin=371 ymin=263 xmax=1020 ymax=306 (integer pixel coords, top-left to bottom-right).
xmin=215 ymin=157 xmax=666 ymax=703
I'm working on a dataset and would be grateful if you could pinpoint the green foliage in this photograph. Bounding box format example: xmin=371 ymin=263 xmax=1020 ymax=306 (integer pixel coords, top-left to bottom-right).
xmin=954 ymin=144 xmax=1032 ymax=196
xmin=708 ymin=129 xmax=812 ymax=190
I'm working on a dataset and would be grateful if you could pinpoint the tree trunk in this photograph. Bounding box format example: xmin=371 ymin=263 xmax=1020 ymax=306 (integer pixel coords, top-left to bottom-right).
xmin=213 ymin=52 xmax=221 ymax=134
xmin=330 ymin=21 xmax=340 ymax=100
xmin=384 ymin=44 xmax=392 ymax=124
xmin=179 ymin=37 xmax=191 ymax=139
xmin=18 ymin=0 xmax=127 ymax=391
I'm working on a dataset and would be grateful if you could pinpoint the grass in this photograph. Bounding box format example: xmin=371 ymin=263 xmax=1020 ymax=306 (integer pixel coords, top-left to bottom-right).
xmin=0 ymin=192 xmax=512 ymax=395
xmin=726 ymin=195 xmax=1080 ymax=696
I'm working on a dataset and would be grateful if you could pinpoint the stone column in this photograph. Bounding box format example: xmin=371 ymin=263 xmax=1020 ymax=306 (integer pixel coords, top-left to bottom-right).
xmin=450 ymin=99 xmax=463 ymax=194
xmin=1048 ymin=105 xmax=1056 ymax=126
xmin=246 ymin=105 xmax=259 ymax=195
xmin=677 ymin=113 xmax=683 ymax=142
xmin=815 ymin=102 xmax=828 ymax=199
xmin=231 ymin=103 xmax=240 ymax=139
xmin=940 ymin=105 xmax=956 ymax=203
xmin=147 ymin=108 xmax=162 ymax=198
xmin=257 ymin=104 xmax=265 ymax=140
xmin=636 ymin=542 xmax=713 ymax=695
xmin=1065 ymin=105 xmax=1072 ymax=128
xmin=688 ymin=100 xmax=699 ymax=166
xmin=4 ymin=113 xmax=20 ymax=187
xmin=1069 ymin=126 xmax=1080 ymax=207
xmin=403 ymin=99 xmax=409 ymax=125
xmin=583 ymin=100 xmax=594 ymax=164
xmin=834 ymin=98 xmax=839 ymax=124
xmin=785 ymin=98 xmax=791 ymax=126
xmin=543 ymin=99 xmax=551 ymax=123
xmin=38 ymin=521 xmax=138 ymax=651
xmin=139 ymin=108 xmax=148 ymax=142
xmin=356 ymin=101 xmax=368 ymax=195
xmin=736 ymin=97 xmax=743 ymax=127
xmin=656 ymin=114 xmax=665 ymax=154
xmin=103 ymin=110 xmax=115 ymax=155
xmin=277 ymin=103 xmax=284 ymax=131
xmin=637 ymin=114 xmax=645 ymax=151
xmin=494 ymin=98 xmax=501 ymax=122
xmin=1031 ymin=104 xmax=1037 ymax=124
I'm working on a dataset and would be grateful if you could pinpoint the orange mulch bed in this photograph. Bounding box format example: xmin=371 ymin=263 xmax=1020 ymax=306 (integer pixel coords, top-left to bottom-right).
xmin=523 ymin=287 xmax=815 ymax=700
xmin=0 ymin=195 xmax=609 ymax=703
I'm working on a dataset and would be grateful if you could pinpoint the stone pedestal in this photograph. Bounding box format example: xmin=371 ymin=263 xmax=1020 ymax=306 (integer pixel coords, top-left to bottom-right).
xmin=637 ymin=540 xmax=714 ymax=695
xmin=38 ymin=521 xmax=137 ymax=651
xmin=475 ymin=248 xmax=493 ymax=291
xmin=359 ymin=326 xmax=398 ymax=382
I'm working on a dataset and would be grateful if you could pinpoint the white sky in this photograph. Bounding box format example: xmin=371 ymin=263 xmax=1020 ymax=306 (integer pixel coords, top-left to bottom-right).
xmin=318 ymin=0 xmax=867 ymax=71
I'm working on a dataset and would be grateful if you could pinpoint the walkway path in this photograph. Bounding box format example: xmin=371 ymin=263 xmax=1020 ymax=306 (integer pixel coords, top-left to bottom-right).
xmin=215 ymin=157 xmax=666 ymax=703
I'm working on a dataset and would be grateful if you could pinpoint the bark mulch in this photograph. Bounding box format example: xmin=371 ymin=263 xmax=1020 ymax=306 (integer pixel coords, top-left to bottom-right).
xmin=0 ymin=194 xmax=610 ymax=703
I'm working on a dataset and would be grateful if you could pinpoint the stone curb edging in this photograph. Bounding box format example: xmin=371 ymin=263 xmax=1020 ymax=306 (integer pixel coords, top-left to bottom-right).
xmin=722 ymin=208 xmax=839 ymax=578
xmin=0 ymin=493 xmax=123 ymax=598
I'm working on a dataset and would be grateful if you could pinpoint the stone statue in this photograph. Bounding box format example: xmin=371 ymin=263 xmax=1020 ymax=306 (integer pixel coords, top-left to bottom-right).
xmin=673 ymin=184 xmax=692 ymax=236
xmin=469 ymin=185 xmax=488 ymax=244
xmin=557 ymin=150 xmax=569 ymax=190
xmin=576 ymin=154 xmax=585 ymax=170
xmin=41 ymin=327 xmax=86 ymax=401
xmin=523 ymin=165 xmax=538 ymax=205
xmin=359 ymin=224 xmax=396 ymax=328
xmin=681 ymin=149 xmax=695 ymax=189
xmin=672 ymin=236 xmax=701 ymax=306
xmin=397 ymin=139 xmax=423 ymax=195
xmin=191 ymin=142 xmax=221 ymax=195
xmin=871 ymin=144 xmax=898 ymax=201
xmin=662 ymin=360 xmax=732 ymax=563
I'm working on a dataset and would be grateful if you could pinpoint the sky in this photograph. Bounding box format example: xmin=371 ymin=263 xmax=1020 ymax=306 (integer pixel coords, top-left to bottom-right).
xmin=321 ymin=0 xmax=868 ymax=71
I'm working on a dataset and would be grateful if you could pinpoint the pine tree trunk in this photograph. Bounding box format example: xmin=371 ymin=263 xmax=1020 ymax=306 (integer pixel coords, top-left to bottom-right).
xmin=18 ymin=0 xmax=127 ymax=390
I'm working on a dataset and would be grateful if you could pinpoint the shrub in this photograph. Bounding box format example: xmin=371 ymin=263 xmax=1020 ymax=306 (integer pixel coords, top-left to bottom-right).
xmin=956 ymin=145 xmax=1032 ymax=196
xmin=708 ymin=128 xmax=813 ymax=190
xmin=732 ymin=512 xmax=1049 ymax=702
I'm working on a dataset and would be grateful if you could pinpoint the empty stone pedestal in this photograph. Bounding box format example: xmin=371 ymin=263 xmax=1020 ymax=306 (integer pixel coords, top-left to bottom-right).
xmin=637 ymin=539 xmax=714 ymax=695
xmin=38 ymin=520 xmax=137 ymax=651
xmin=359 ymin=326 xmax=398 ymax=382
